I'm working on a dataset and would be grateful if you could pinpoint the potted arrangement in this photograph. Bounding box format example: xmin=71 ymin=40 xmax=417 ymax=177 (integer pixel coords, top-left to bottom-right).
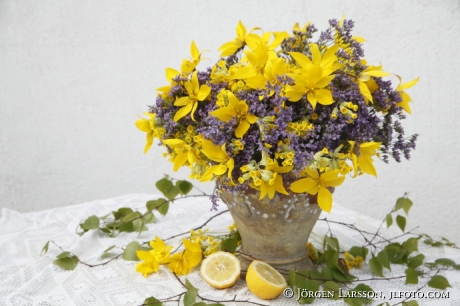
xmin=136 ymin=18 xmax=418 ymax=271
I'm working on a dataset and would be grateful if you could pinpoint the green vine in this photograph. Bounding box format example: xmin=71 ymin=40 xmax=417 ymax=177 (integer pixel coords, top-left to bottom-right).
xmin=41 ymin=176 xmax=459 ymax=306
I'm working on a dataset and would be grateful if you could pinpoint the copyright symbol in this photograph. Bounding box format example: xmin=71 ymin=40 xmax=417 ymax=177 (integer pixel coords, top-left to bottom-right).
xmin=283 ymin=287 xmax=294 ymax=298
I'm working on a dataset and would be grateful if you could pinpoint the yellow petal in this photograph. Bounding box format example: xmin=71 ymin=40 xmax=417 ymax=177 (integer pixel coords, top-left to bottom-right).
xmin=288 ymin=52 xmax=313 ymax=70
xmin=136 ymin=250 xmax=154 ymax=262
xmin=162 ymin=139 xmax=185 ymax=148
xmin=173 ymin=153 xmax=188 ymax=171
xmin=318 ymin=186 xmax=333 ymax=212
xmin=173 ymin=103 xmax=193 ymax=122
xmin=245 ymin=113 xmax=258 ymax=124
xmin=357 ymin=157 xmax=377 ymax=177
xmin=196 ymin=84 xmax=211 ymax=101
xmin=144 ymin=131 xmax=153 ymax=154
xmin=135 ymin=118 xmax=151 ymax=133
xmin=290 ymin=177 xmax=318 ymax=194
xmin=358 ymin=81 xmax=373 ymax=103
xmin=306 ymin=92 xmax=318 ymax=109
xmin=210 ymin=106 xmax=235 ymax=122
xmin=245 ymin=75 xmax=268 ymax=89
xmin=235 ymin=120 xmax=250 ymax=138
xmin=315 ymin=89 xmax=334 ymax=106
xmin=166 ymin=68 xmax=180 ymax=81
xmin=273 ymin=174 xmax=289 ymax=195
xmin=305 ymin=167 xmax=319 ymax=179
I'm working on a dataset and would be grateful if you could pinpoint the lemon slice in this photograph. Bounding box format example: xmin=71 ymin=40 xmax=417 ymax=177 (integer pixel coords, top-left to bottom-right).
xmin=200 ymin=252 xmax=241 ymax=289
xmin=246 ymin=260 xmax=287 ymax=300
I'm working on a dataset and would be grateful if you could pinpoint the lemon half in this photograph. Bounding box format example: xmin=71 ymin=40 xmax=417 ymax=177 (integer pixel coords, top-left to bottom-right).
xmin=246 ymin=260 xmax=287 ymax=300
xmin=200 ymin=251 xmax=241 ymax=289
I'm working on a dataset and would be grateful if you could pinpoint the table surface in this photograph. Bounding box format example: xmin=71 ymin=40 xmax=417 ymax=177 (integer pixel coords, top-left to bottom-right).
xmin=1 ymin=194 xmax=459 ymax=306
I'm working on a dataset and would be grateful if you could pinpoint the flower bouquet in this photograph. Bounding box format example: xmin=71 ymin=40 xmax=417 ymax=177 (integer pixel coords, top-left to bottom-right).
xmin=136 ymin=18 xmax=418 ymax=213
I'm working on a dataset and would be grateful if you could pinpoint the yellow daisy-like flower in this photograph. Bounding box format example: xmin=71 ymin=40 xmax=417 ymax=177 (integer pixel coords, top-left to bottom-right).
xmin=210 ymin=91 xmax=258 ymax=138
xmin=136 ymin=250 xmax=159 ymax=278
xmin=168 ymin=239 xmax=202 ymax=275
xmin=173 ymin=71 xmax=211 ymax=122
xmin=290 ymin=167 xmax=345 ymax=212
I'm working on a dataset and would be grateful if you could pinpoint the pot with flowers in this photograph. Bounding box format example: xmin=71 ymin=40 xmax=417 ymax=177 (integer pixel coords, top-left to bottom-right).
xmin=136 ymin=18 xmax=418 ymax=272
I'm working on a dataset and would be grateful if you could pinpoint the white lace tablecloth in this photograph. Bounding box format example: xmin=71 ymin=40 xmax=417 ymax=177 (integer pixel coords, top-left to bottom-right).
xmin=1 ymin=194 xmax=459 ymax=306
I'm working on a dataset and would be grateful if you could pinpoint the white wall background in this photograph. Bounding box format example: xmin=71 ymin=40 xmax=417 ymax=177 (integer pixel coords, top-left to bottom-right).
xmin=1 ymin=0 xmax=459 ymax=244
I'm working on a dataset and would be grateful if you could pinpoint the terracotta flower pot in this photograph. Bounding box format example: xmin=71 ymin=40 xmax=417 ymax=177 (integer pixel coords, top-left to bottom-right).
xmin=221 ymin=188 xmax=323 ymax=274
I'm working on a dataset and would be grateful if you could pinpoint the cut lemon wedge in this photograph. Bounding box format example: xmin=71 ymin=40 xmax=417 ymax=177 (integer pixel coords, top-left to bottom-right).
xmin=200 ymin=251 xmax=241 ymax=289
xmin=246 ymin=260 xmax=287 ymax=300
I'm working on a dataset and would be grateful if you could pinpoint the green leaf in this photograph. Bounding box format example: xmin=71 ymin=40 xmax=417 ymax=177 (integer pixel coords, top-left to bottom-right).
xmin=56 ymin=251 xmax=71 ymax=259
xmin=320 ymin=266 xmax=333 ymax=281
xmin=288 ymin=269 xmax=297 ymax=288
xmin=324 ymin=236 xmax=340 ymax=252
xmin=304 ymin=279 xmax=320 ymax=304
xmin=143 ymin=212 xmax=156 ymax=224
xmin=144 ymin=296 xmax=163 ymax=306
xmin=113 ymin=207 xmax=133 ymax=220
xmin=385 ymin=214 xmax=393 ymax=228
xmin=146 ymin=198 xmax=168 ymax=211
xmin=434 ymin=258 xmax=456 ymax=267
xmin=404 ymin=198 xmax=413 ymax=214
xmin=133 ymin=219 xmax=148 ymax=233
xmin=331 ymin=267 xmax=349 ymax=282
xmin=343 ymin=283 xmax=374 ymax=305
xmin=408 ymin=254 xmax=425 ymax=269
xmin=119 ymin=221 xmax=134 ymax=233
xmin=349 ymin=246 xmax=369 ymax=261
xmin=80 ymin=215 xmax=100 ymax=231
xmin=221 ymin=237 xmax=238 ymax=253
xmin=102 ymin=245 xmax=115 ymax=254
xmin=427 ymin=275 xmax=451 ymax=290
xmin=405 ymin=267 xmax=419 ymax=284
xmin=122 ymin=211 xmax=142 ymax=222
xmin=177 ymin=180 xmax=193 ymax=195
xmin=402 ymin=237 xmax=419 ymax=253
xmin=369 ymin=256 xmax=384 ymax=277
xmin=396 ymin=215 xmax=406 ymax=232
xmin=41 ymin=241 xmax=50 ymax=255
xmin=377 ymin=250 xmax=391 ymax=271
xmin=156 ymin=177 xmax=180 ymax=200
xmin=157 ymin=202 xmax=170 ymax=216
xmin=156 ymin=177 xmax=173 ymax=193
xmin=122 ymin=241 xmax=141 ymax=261
xmin=454 ymin=264 xmax=460 ymax=270
xmin=325 ymin=250 xmax=339 ymax=269
xmin=395 ymin=197 xmax=412 ymax=214
xmin=184 ymin=279 xmax=198 ymax=306
xmin=53 ymin=256 xmax=78 ymax=270
xmin=322 ymin=280 xmax=340 ymax=299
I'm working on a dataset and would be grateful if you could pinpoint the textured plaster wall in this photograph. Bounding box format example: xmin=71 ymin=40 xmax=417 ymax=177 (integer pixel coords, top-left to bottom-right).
xmin=1 ymin=0 xmax=459 ymax=243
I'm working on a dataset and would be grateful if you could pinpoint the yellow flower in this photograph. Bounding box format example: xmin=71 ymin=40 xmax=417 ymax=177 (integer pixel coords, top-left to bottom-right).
xmin=244 ymin=31 xmax=289 ymax=59
xmin=200 ymin=139 xmax=234 ymax=183
xmin=289 ymin=44 xmax=342 ymax=76
xmin=285 ymin=44 xmax=341 ymax=109
xmin=348 ymin=141 xmax=381 ymax=177
xmin=150 ymin=236 xmax=173 ymax=264
xmin=181 ymin=41 xmax=204 ymax=74
xmin=157 ymin=41 xmax=204 ymax=98
xmin=218 ymin=21 xmax=261 ymax=57
xmin=290 ymin=168 xmax=345 ymax=212
xmin=210 ymin=91 xmax=258 ymax=138
xmin=168 ymin=239 xmax=202 ymax=275
xmin=135 ymin=113 xmax=164 ymax=154
xmin=162 ymin=139 xmax=200 ymax=171
xmin=173 ymin=71 xmax=211 ymax=122
xmin=395 ymin=75 xmax=419 ymax=114
xmin=356 ymin=64 xmax=391 ymax=103
xmin=136 ymin=250 xmax=159 ymax=277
